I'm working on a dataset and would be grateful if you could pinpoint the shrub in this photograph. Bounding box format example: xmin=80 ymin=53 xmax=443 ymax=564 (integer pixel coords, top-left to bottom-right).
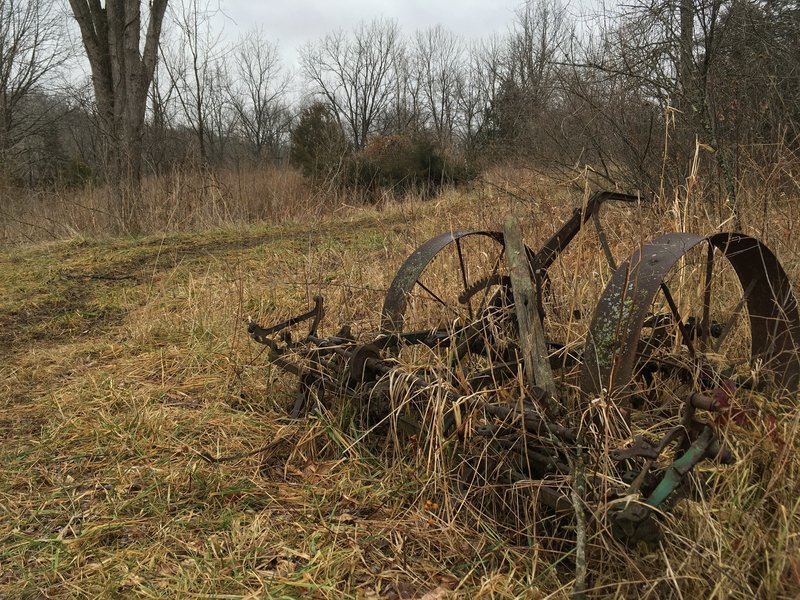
xmin=351 ymin=133 xmax=476 ymax=199
xmin=289 ymin=102 xmax=350 ymax=183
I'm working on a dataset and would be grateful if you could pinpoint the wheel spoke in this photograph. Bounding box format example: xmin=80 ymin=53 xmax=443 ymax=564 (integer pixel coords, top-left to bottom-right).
xmin=659 ymin=282 xmax=696 ymax=359
xmin=700 ymin=244 xmax=714 ymax=351
xmin=456 ymin=238 xmax=474 ymax=321
xmin=593 ymin=209 xmax=617 ymax=270
xmin=415 ymin=278 xmax=459 ymax=319
xmin=477 ymin=248 xmax=504 ymax=315
xmin=713 ymin=278 xmax=757 ymax=354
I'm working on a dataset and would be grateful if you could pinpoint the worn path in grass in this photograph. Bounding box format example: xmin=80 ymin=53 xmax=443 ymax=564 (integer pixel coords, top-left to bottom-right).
xmin=3 ymin=187 xmax=800 ymax=599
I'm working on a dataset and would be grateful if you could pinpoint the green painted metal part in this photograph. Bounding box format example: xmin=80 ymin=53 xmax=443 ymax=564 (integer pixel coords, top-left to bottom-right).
xmin=645 ymin=426 xmax=713 ymax=509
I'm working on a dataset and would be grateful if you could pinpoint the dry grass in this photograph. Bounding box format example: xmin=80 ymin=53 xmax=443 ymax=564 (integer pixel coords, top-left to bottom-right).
xmin=2 ymin=168 xmax=800 ymax=598
xmin=0 ymin=165 xmax=325 ymax=243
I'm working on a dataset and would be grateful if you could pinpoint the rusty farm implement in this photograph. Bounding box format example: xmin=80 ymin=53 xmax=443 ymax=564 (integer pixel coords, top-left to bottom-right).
xmin=247 ymin=191 xmax=800 ymax=546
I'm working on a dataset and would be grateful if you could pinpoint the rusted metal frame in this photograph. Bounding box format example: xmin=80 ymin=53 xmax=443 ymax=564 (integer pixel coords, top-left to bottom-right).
xmin=245 ymin=197 xmax=800 ymax=548
xmin=581 ymin=232 xmax=800 ymax=397
xmin=340 ymin=350 xmax=580 ymax=487
xmin=531 ymin=191 xmax=639 ymax=273
xmin=254 ymin=308 xmax=579 ymax=448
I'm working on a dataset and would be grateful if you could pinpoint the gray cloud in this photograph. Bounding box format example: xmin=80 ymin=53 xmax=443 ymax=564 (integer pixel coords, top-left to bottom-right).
xmin=221 ymin=0 xmax=520 ymax=65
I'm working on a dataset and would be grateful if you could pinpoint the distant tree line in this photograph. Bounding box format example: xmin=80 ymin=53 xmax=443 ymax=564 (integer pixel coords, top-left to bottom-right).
xmin=2 ymin=0 xmax=799 ymax=215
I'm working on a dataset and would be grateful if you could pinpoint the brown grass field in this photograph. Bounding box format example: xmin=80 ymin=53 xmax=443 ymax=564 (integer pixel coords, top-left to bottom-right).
xmin=2 ymin=170 xmax=800 ymax=598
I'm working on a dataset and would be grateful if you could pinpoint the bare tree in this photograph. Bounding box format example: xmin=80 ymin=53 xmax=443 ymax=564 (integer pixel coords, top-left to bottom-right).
xmin=145 ymin=47 xmax=182 ymax=173
xmin=204 ymin=59 xmax=237 ymax=163
xmin=229 ymin=28 xmax=291 ymax=160
xmin=161 ymin=0 xmax=228 ymax=164
xmin=299 ymin=19 xmax=401 ymax=150
xmin=457 ymin=37 xmax=505 ymax=153
xmin=552 ymin=46 xmax=662 ymax=192
xmin=382 ymin=44 xmax=422 ymax=135
xmin=505 ymin=0 xmax=568 ymax=108
xmin=0 ymin=0 xmax=67 ymax=177
xmin=573 ymin=0 xmax=740 ymax=204
xmin=488 ymin=0 xmax=569 ymax=154
xmin=706 ymin=0 xmax=800 ymax=193
xmin=413 ymin=26 xmax=464 ymax=145
xmin=67 ymin=0 xmax=168 ymax=186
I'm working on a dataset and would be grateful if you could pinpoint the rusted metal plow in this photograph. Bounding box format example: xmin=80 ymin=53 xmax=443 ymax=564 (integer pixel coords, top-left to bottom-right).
xmin=248 ymin=191 xmax=800 ymax=546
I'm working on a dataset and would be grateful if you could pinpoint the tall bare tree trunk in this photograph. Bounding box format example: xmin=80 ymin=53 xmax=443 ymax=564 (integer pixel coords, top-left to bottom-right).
xmin=68 ymin=0 xmax=168 ymax=229
xmin=678 ymin=0 xmax=694 ymax=111
xmin=678 ymin=0 xmax=738 ymax=222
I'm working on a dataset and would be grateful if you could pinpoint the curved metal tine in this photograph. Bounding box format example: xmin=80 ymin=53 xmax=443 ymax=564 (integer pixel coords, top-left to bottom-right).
xmin=455 ymin=238 xmax=474 ymax=321
xmin=251 ymin=298 xmax=323 ymax=338
xmin=701 ymin=244 xmax=714 ymax=351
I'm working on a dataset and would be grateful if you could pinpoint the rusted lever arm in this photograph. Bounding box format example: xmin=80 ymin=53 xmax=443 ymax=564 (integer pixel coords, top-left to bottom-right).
xmin=533 ymin=191 xmax=641 ymax=272
xmin=248 ymin=296 xmax=325 ymax=343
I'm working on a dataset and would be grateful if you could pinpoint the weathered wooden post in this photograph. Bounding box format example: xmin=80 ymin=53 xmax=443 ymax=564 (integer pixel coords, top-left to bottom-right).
xmin=503 ymin=215 xmax=556 ymax=403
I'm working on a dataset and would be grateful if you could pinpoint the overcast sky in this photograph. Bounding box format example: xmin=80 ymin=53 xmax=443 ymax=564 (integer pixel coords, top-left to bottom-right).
xmin=217 ymin=0 xmax=525 ymax=67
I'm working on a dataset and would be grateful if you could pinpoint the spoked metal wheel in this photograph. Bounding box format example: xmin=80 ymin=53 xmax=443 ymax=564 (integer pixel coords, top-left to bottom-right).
xmin=378 ymin=230 xmax=574 ymax=506
xmin=580 ymin=233 xmax=800 ymax=544
xmin=582 ymin=232 xmax=800 ymax=432
xmin=380 ymin=230 xmax=541 ymax=390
